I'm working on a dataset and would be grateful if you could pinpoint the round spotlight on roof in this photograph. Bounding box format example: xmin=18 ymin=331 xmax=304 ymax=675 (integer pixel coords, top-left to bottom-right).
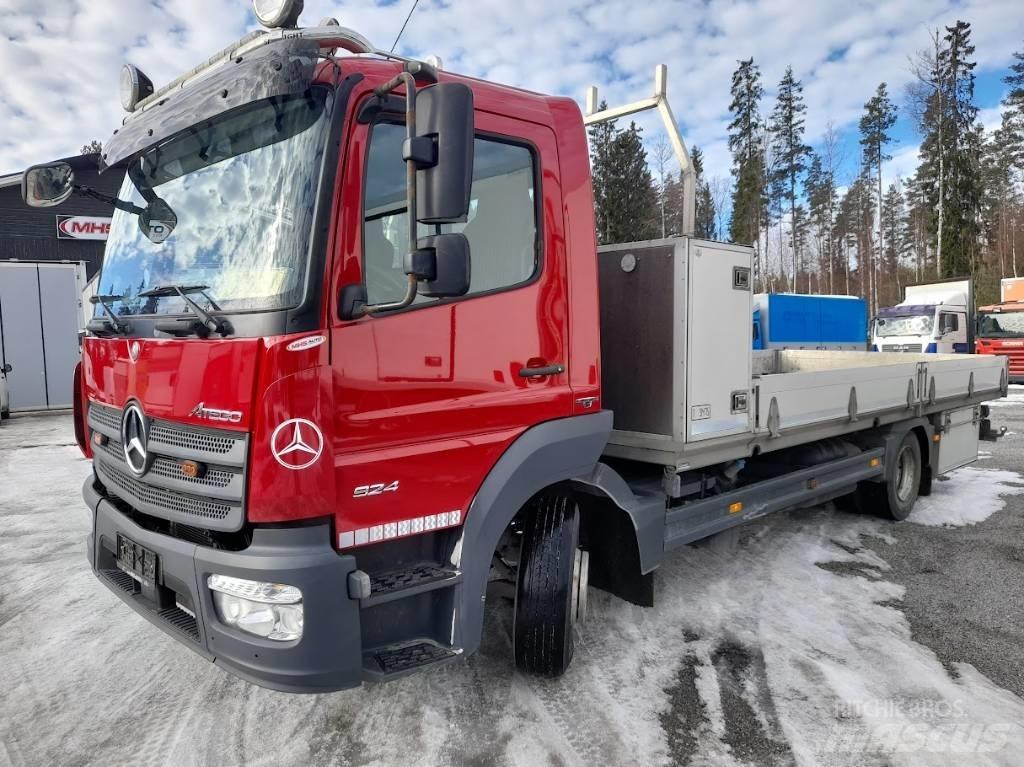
xmin=252 ymin=0 xmax=304 ymax=29
xmin=120 ymin=64 xmax=154 ymax=113
xmin=425 ymin=55 xmax=444 ymax=70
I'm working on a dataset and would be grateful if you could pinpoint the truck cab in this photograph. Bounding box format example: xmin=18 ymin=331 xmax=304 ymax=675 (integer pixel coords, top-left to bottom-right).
xmin=22 ymin=19 xmax=607 ymax=692
xmin=976 ymin=303 xmax=1024 ymax=382
xmin=872 ymin=280 xmax=972 ymax=354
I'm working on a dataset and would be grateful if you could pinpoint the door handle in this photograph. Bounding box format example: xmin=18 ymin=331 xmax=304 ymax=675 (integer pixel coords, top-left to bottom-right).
xmin=518 ymin=364 xmax=564 ymax=378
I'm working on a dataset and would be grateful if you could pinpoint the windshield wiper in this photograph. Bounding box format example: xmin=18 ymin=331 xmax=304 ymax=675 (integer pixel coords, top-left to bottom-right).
xmin=87 ymin=294 xmax=132 ymax=336
xmin=139 ymin=284 xmax=233 ymax=337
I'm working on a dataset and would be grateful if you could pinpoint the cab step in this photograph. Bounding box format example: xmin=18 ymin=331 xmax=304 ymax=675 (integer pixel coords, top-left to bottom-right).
xmin=358 ymin=563 xmax=461 ymax=606
xmin=363 ymin=639 xmax=462 ymax=680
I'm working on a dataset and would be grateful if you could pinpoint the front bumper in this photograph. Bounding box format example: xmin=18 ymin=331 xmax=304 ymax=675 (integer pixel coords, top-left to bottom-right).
xmin=84 ymin=478 xmax=362 ymax=693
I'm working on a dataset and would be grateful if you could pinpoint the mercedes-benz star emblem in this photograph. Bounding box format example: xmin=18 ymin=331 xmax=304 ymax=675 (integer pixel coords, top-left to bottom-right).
xmin=128 ymin=340 xmax=141 ymax=363
xmin=271 ymin=419 xmax=323 ymax=470
xmin=121 ymin=402 xmax=151 ymax=477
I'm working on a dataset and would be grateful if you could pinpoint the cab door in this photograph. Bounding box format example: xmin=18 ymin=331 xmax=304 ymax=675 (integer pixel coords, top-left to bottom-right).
xmin=326 ymin=95 xmax=573 ymax=548
xmin=938 ymin=310 xmax=968 ymax=353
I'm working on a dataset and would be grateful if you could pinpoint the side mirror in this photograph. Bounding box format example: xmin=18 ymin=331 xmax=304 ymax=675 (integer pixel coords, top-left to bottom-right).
xmin=408 ymin=233 xmax=471 ymax=298
xmin=22 ymin=161 xmax=75 ymax=207
xmin=139 ymin=198 xmax=177 ymax=243
xmin=413 ymin=83 xmax=474 ymax=224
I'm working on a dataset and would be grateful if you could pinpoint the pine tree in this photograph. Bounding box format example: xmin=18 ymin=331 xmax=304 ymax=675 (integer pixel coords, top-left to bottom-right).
xmin=728 ymin=59 xmax=765 ymax=282
xmin=692 ymin=146 xmax=717 ymax=239
xmin=835 ymin=186 xmax=856 ymax=295
xmin=913 ymin=22 xmax=983 ymax=279
xmin=663 ymin=173 xmax=685 ymax=237
xmin=80 ymin=139 xmax=103 ymax=155
xmin=940 ymin=21 xmax=983 ymax=277
xmin=981 ymin=119 xmax=1022 ymax=278
xmin=859 ymin=83 xmax=897 ymax=315
xmin=588 ymin=100 xmax=619 ymax=245
xmin=805 ymin=153 xmax=838 ymax=293
xmin=904 ymin=170 xmax=932 ymax=280
xmin=1002 ymin=46 xmax=1024 ymax=174
xmin=880 ymin=182 xmax=908 ymax=306
xmin=909 ymin=30 xmax=947 ymax=276
xmin=768 ymin=66 xmax=812 ymax=292
xmin=598 ymin=122 xmax=659 ymax=244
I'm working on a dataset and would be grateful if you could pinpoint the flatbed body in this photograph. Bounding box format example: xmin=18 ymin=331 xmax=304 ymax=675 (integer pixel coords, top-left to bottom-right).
xmin=597 ymin=238 xmax=1006 ymax=471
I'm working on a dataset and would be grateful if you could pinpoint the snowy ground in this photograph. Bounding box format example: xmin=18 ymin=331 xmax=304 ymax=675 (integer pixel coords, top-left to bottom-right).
xmin=2 ymin=404 xmax=1024 ymax=767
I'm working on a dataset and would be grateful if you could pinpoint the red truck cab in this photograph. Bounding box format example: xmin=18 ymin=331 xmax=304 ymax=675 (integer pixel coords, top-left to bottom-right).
xmin=37 ymin=26 xmax=612 ymax=691
xmin=976 ymin=303 xmax=1024 ymax=383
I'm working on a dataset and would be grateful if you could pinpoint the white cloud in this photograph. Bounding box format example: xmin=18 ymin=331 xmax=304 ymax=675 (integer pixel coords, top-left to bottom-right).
xmin=1 ymin=0 xmax=1022 ymax=184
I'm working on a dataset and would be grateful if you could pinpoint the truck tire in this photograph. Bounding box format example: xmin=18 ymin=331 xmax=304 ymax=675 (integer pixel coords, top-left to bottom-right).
xmin=862 ymin=432 xmax=921 ymax=521
xmin=513 ymin=491 xmax=588 ymax=677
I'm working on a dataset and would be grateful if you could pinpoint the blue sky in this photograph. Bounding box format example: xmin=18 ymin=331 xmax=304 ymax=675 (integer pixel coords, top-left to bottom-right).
xmin=1 ymin=0 xmax=1022 ymax=194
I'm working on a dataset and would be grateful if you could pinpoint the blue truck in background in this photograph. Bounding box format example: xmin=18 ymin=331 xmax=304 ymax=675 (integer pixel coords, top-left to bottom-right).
xmin=753 ymin=293 xmax=868 ymax=351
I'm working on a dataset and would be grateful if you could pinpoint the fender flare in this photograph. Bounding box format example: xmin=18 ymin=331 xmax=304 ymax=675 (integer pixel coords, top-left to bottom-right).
xmin=453 ymin=411 xmax=612 ymax=656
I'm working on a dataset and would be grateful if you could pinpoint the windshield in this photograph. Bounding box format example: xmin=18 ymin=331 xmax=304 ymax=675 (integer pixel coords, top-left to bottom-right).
xmin=875 ymin=314 xmax=934 ymax=338
xmin=97 ymin=88 xmax=332 ymax=317
xmin=978 ymin=312 xmax=1024 ymax=338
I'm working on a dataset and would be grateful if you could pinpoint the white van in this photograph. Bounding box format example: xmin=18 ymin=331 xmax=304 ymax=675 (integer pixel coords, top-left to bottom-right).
xmin=872 ymin=279 xmax=972 ymax=354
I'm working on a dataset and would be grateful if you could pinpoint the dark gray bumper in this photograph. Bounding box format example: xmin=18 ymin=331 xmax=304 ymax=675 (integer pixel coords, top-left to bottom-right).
xmin=84 ymin=478 xmax=363 ymax=693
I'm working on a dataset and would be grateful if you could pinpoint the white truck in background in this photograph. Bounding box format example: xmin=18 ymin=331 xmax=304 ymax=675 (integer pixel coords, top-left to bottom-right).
xmin=872 ymin=279 xmax=972 ymax=355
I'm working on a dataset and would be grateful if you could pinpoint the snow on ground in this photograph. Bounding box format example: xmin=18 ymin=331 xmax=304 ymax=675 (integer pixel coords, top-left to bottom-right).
xmin=982 ymin=385 xmax=1024 ymax=409
xmin=909 ymin=468 xmax=1024 ymax=527
xmin=2 ymin=414 xmax=1023 ymax=767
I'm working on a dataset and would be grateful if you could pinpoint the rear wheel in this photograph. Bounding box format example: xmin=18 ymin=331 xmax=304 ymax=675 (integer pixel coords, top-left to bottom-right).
xmin=513 ymin=491 xmax=588 ymax=676
xmin=862 ymin=432 xmax=921 ymax=521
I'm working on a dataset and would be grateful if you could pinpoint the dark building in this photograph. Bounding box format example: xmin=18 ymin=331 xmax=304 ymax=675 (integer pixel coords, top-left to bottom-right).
xmin=0 ymin=153 xmax=125 ymax=280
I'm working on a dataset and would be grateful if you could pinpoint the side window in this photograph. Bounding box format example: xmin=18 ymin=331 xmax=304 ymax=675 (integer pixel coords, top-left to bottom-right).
xmin=940 ymin=312 xmax=959 ymax=333
xmin=362 ymin=122 xmax=538 ymax=306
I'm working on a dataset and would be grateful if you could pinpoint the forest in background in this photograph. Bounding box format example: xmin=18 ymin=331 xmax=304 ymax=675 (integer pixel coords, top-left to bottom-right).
xmin=589 ymin=21 xmax=1024 ymax=310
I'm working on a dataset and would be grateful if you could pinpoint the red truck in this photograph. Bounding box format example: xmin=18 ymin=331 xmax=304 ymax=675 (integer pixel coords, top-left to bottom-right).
xmin=23 ymin=5 xmax=1007 ymax=693
xmin=976 ymin=278 xmax=1024 ymax=382
xmin=977 ymin=305 xmax=1024 ymax=382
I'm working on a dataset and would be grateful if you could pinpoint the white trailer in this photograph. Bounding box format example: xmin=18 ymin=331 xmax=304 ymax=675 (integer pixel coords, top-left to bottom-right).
xmin=588 ymin=239 xmax=1004 ymax=567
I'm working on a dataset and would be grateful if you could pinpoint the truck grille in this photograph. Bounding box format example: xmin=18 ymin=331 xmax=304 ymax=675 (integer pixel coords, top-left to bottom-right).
xmin=88 ymin=402 xmax=247 ymax=532
xmin=97 ymin=460 xmax=235 ymax=522
xmin=149 ymin=423 xmax=236 ymax=455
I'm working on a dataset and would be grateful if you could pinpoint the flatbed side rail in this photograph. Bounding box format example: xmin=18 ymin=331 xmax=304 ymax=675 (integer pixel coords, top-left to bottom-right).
xmin=762 ymin=385 xmax=1003 ymax=440
xmin=663 ymin=448 xmax=885 ymax=551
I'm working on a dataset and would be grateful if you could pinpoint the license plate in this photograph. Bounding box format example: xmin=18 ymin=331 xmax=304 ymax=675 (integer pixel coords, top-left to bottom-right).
xmin=116 ymin=534 xmax=159 ymax=587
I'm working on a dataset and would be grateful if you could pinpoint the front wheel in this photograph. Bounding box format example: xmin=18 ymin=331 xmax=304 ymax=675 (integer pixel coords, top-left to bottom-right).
xmin=513 ymin=491 xmax=589 ymax=676
xmin=862 ymin=432 xmax=922 ymax=521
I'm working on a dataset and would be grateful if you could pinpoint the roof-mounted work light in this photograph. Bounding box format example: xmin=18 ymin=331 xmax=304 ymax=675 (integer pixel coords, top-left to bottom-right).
xmin=253 ymin=0 xmax=304 ymax=29
xmin=120 ymin=64 xmax=154 ymax=112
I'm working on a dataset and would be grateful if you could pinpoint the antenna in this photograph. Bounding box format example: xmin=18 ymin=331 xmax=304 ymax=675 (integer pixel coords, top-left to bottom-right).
xmin=390 ymin=0 xmax=421 ymax=53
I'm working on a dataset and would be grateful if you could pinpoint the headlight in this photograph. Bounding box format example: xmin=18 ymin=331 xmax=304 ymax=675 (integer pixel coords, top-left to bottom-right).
xmin=208 ymin=574 xmax=303 ymax=641
xmin=252 ymin=0 xmax=304 ymax=28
